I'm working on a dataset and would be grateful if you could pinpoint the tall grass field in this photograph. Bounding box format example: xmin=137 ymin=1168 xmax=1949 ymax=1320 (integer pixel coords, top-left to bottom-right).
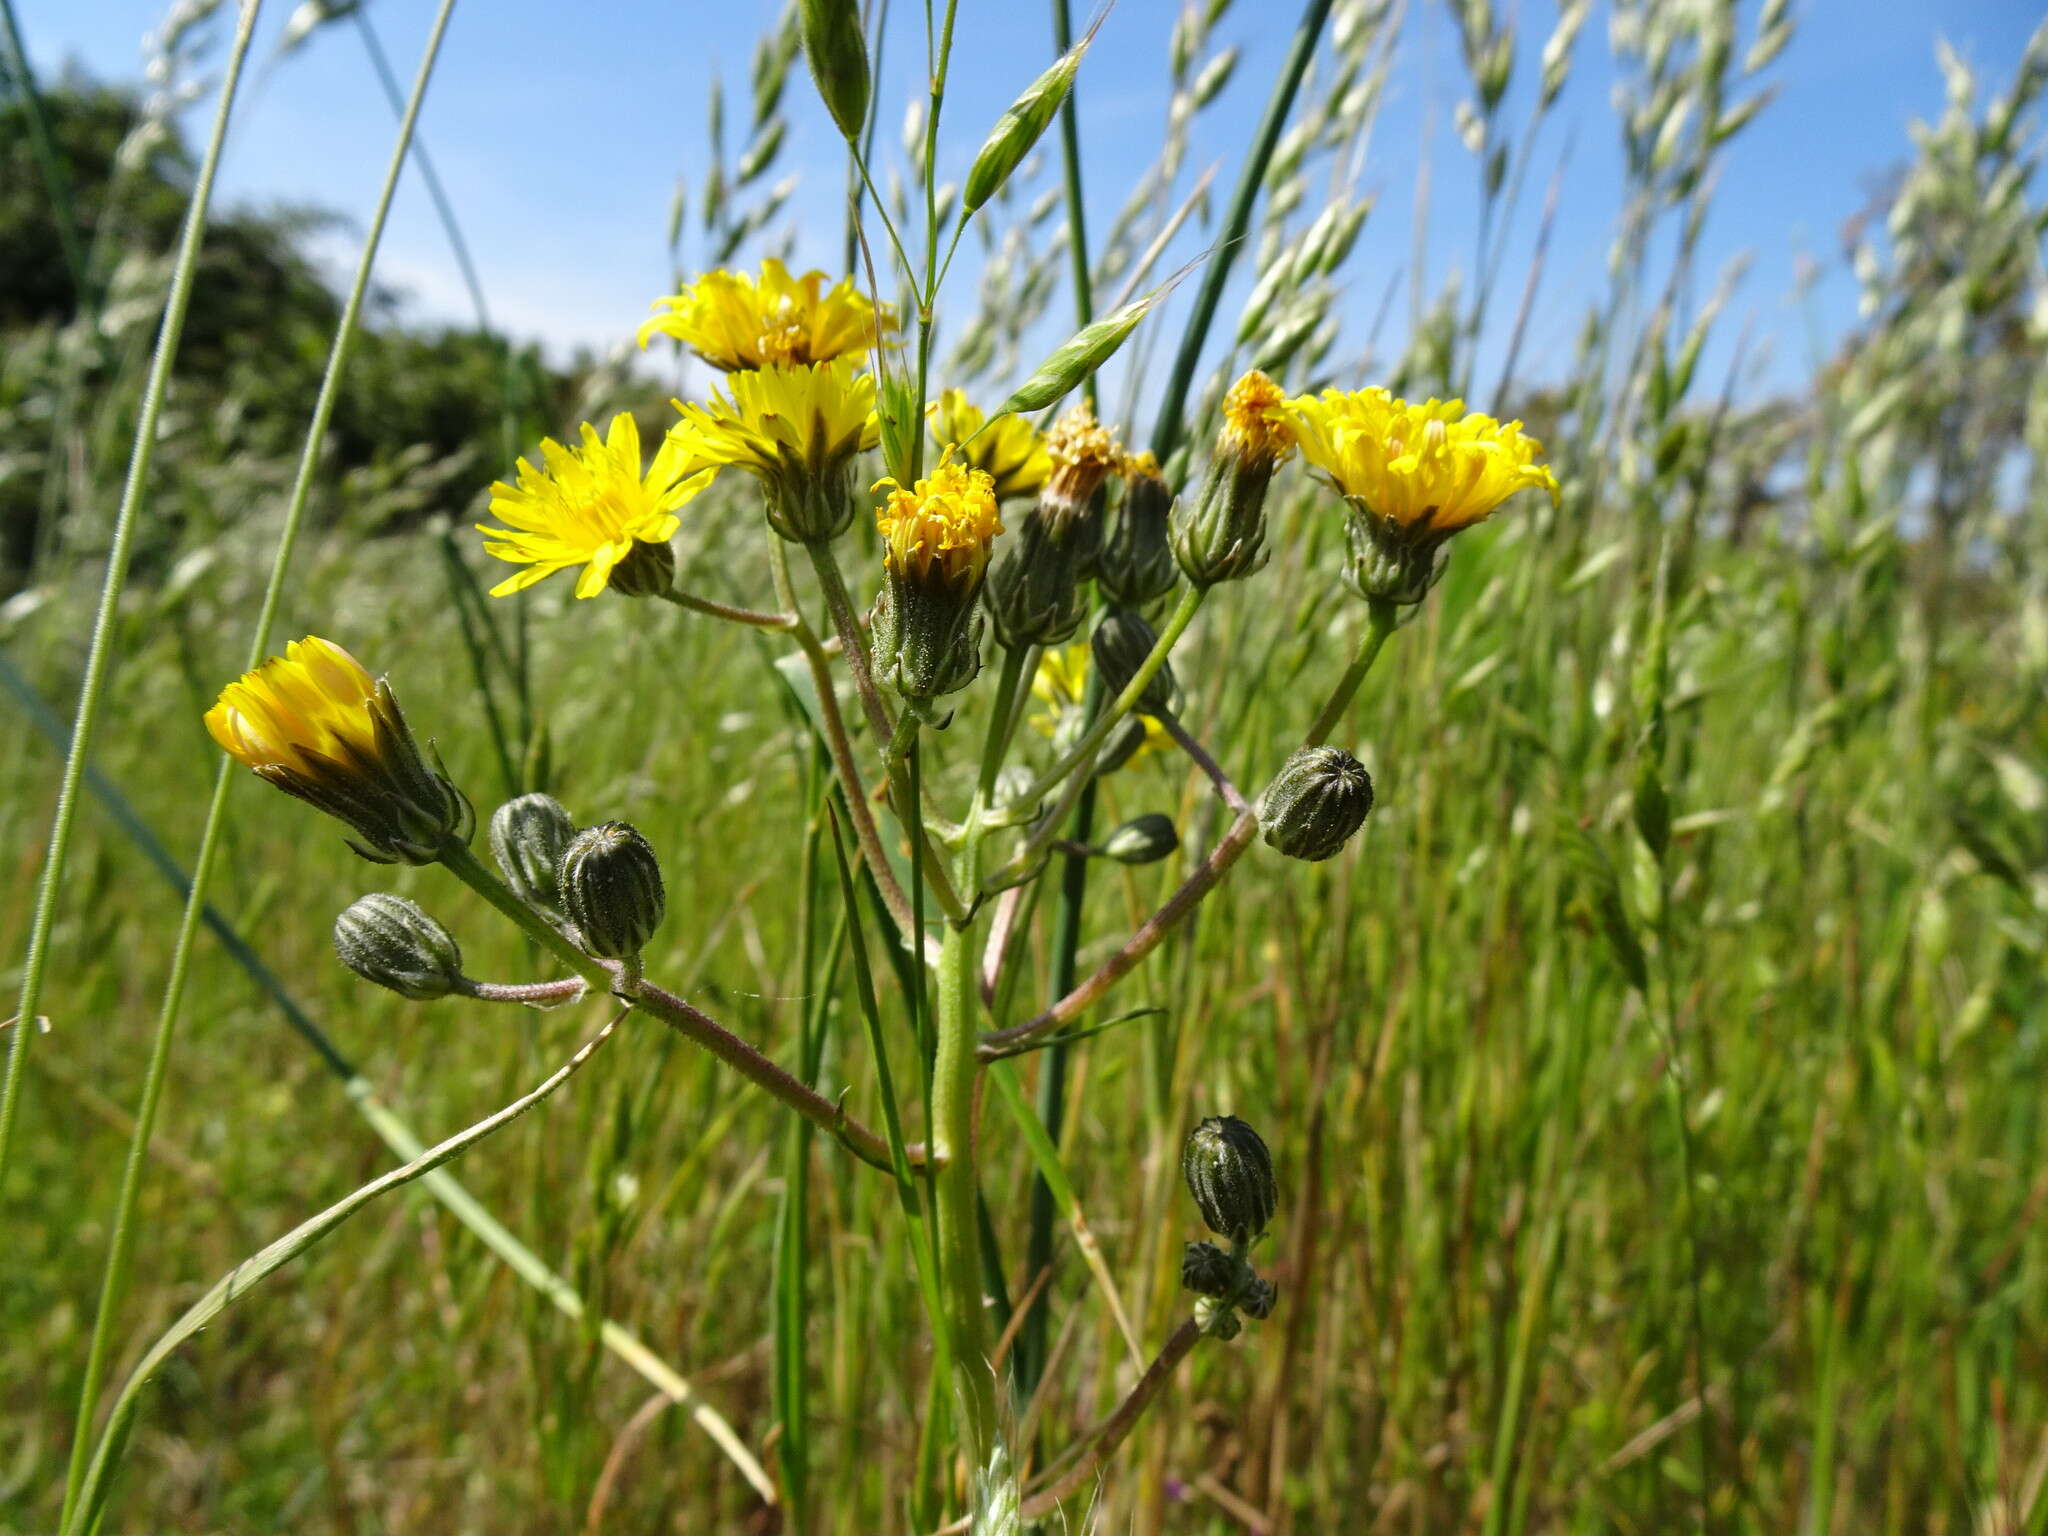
xmin=5 ymin=0 xmax=2048 ymax=1531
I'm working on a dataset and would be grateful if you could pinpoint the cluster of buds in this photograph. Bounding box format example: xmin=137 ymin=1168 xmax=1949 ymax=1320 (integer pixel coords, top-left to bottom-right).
xmin=1180 ymin=1115 xmax=1282 ymax=1340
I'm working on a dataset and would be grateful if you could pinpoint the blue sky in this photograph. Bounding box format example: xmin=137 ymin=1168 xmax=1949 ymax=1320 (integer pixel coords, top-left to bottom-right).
xmin=22 ymin=0 xmax=2048 ymax=408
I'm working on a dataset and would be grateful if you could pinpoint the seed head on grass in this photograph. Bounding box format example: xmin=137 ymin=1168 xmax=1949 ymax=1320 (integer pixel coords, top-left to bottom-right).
xmin=206 ymin=636 xmax=472 ymax=864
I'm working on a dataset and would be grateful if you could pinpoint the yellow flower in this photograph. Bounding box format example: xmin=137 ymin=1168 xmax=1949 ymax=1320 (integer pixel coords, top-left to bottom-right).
xmin=875 ymin=456 xmax=1004 ymax=588
xmin=929 ymin=389 xmax=1051 ymax=503
xmin=206 ymin=636 xmax=471 ymax=863
xmin=478 ymin=413 xmax=712 ymax=599
xmin=1221 ymin=370 xmax=1297 ymax=468
xmin=1029 ymin=644 xmax=1169 ymax=769
xmin=1287 ymin=387 xmax=1558 ymax=533
xmin=672 ymin=358 xmax=879 ymax=542
xmin=637 ymin=258 xmax=891 ymax=371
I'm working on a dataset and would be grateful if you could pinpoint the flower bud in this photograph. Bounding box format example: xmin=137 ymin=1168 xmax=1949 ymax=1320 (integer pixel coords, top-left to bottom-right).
xmin=1102 ymin=812 xmax=1179 ymax=865
xmin=1259 ymin=745 xmax=1375 ymax=862
xmin=490 ymin=792 xmax=577 ymax=913
xmin=333 ymin=893 xmax=466 ymax=1000
xmin=1091 ymin=608 xmax=1177 ymax=717
xmin=1180 ymin=1240 xmax=1237 ymax=1297
xmin=1182 ymin=1114 xmax=1278 ymax=1245
xmin=1096 ymin=453 xmax=1179 ymax=609
xmin=559 ymin=821 xmax=666 ymax=960
xmin=1170 ymin=370 xmax=1295 ymax=588
xmin=1239 ymin=1276 xmax=1277 ymax=1320
xmin=1096 ymin=716 xmax=1151 ymax=776
xmin=985 ymin=406 xmax=1120 ymax=648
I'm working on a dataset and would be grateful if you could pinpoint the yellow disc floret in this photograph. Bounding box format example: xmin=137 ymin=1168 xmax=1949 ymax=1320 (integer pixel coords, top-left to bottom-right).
xmin=478 ymin=413 xmax=712 ymax=598
xmin=1287 ymin=387 xmax=1559 ymax=532
xmin=637 ymin=258 xmax=892 ymax=371
xmin=875 ymin=455 xmax=1004 ymax=588
xmin=1041 ymin=402 xmax=1125 ymax=518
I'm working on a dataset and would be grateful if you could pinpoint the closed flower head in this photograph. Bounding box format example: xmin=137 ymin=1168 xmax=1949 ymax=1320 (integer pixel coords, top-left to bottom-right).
xmin=871 ymin=456 xmax=1003 ymax=699
xmin=637 ymin=258 xmax=890 ymax=371
xmin=1097 ymin=451 xmax=1179 ymax=609
xmin=673 ymin=358 xmax=879 ymax=543
xmin=478 ymin=413 xmax=711 ymax=599
xmin=929 ymin=389 xmax=1051 ymax=503
xmin=1289 ymin=387 xmax=1559 ymax=603
xmin=206 ymin=636 xmax=472 ymax=864
xmin=1171 ymin=369 xmax=1295 ymax=588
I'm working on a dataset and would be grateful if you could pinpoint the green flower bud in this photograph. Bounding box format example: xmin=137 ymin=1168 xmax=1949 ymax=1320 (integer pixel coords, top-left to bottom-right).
xmin=873 ymin=459 xmax=1000 ymax=700
xmin=490 ymin=792 xmax=577 ymax=913
xmin=1097 ymin=454 xmax=1180 ymax=609
xmin=984 ymin=406 xmax=1119 ymax=648
xmin=1102 ymin=812 xmax=1179 ymax=865
xmin=1091 ymin=609 xmax=1177 ymax=717
xmin=1170 ymin=370 xmax=1295 ymax=588
xmin=1259 ymin=745 xmax=1375 ymax=862
xmin=333 ymin=893 xmax=466 ymax=1000
xmin=1180 ymin=1240 xmax=1237 ymax=1297
xmin=605 ymin=537 xmax=676 ymax=599
xmin=1096 ymin=716 xmax=1150 ymax=775
xmin=1240 ymin=1276 xmax=1278 ymax=1320
xmin=1182 ymin=1114 xmax=1278 ymax=1245
xmin=559 ymin=821 xmax=666 ymax=960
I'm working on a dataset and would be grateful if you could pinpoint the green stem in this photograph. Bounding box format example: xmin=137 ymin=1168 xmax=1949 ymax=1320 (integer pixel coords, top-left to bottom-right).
xmin=1149 ymin=0 xmax=1334 ymax=461
xmin=999 ymin=585 xmax=1204 ymax=817
xmin=932 ymin=918 xmax=998 ymax=1459
xmin=657 ymin=586 xmax=798 ymax=629
xmin=1304 ymin=598 xmax=1397 ymax=743
xmin=38 ymin=11 xmax=267 ymax=1525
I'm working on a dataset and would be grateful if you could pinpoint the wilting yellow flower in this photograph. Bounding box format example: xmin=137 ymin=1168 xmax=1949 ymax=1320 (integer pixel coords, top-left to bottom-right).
xmin=1288 ymin=388 xmax=1558 ymax=533
xmin=1029 ymin=644 xmax=1169 ymax=769
xmin=672 ymin=358 xmax=879 ymax=542
xmin=929 ymin=390 xmax=1051 ymax=502
xmin=637 ymin=258 xmax=890 ymax=371
xmin=1040 ymin=403 xmax=1125 ymax=521
xmin=478 ymin=413 xmax=712 ymax=599
xmin=876 ymin=456 xmax=1004 ymax=587
xmin=1289 ymin=387 xmax=1558 ymax=603
xmin=1221 ymin=370 xmax=1297 ymax=468
xmin=207 ymin=636 xmax=471 ymax=863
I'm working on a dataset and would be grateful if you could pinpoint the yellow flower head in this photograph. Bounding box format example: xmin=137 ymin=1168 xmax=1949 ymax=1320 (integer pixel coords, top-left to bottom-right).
xmin=1041 ymin=402 xmax=1125 ymax=520
xmin=672 ymin=358 xmax=880 ymax=542
xmin=1220 ymin=370 xmax=1297 ymax=468
xmin=1029 ymin=644 xmax=1169 ymax=769
xmin=929 ymin=389 xmax=1051 ymax=503
xmin=875 ymin=455 xmax=1004 ymax=589
xmin=206 ymin=636 xmax=471 ymax=863
xmin=478 ymin=413 xmax=712 ymax=599
xmin=637 ymin=258 xmax=891 ymax=371
xmin=1287 ymin=387 xmax=1559 ymax=533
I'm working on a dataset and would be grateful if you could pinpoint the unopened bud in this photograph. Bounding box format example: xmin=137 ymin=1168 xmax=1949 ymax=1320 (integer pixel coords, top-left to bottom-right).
xmin=1240 ymin=1277 xmax=1277 ymax=1320
xmin=1102 ymin=812 xmax=1179 ymax=865
xmin=559 ymin=821 xmax=666 ymax=960
xmin=1259 ymin=745 xmax=1374 ymax=862
xmin=1171 ymin=370 xmax=1295 ymax=587
xmin=1193 ymin=1295 xmax=1242 ymax=1340
xmin=1097 ymin=454 xmax=1179 ymax=609
xmin=334 ymin=893 xmax=466 ymax=1000
xmin=1091 ymin=609 xmax=1177 ymax=717
xmin=1182 ymin=1114 xmax=1278 ymax=1245
xmin=490 ymin=792 xmax=577 ymax=913
xmin=1180 ymin=1240 xmax=1237 ymax=1297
